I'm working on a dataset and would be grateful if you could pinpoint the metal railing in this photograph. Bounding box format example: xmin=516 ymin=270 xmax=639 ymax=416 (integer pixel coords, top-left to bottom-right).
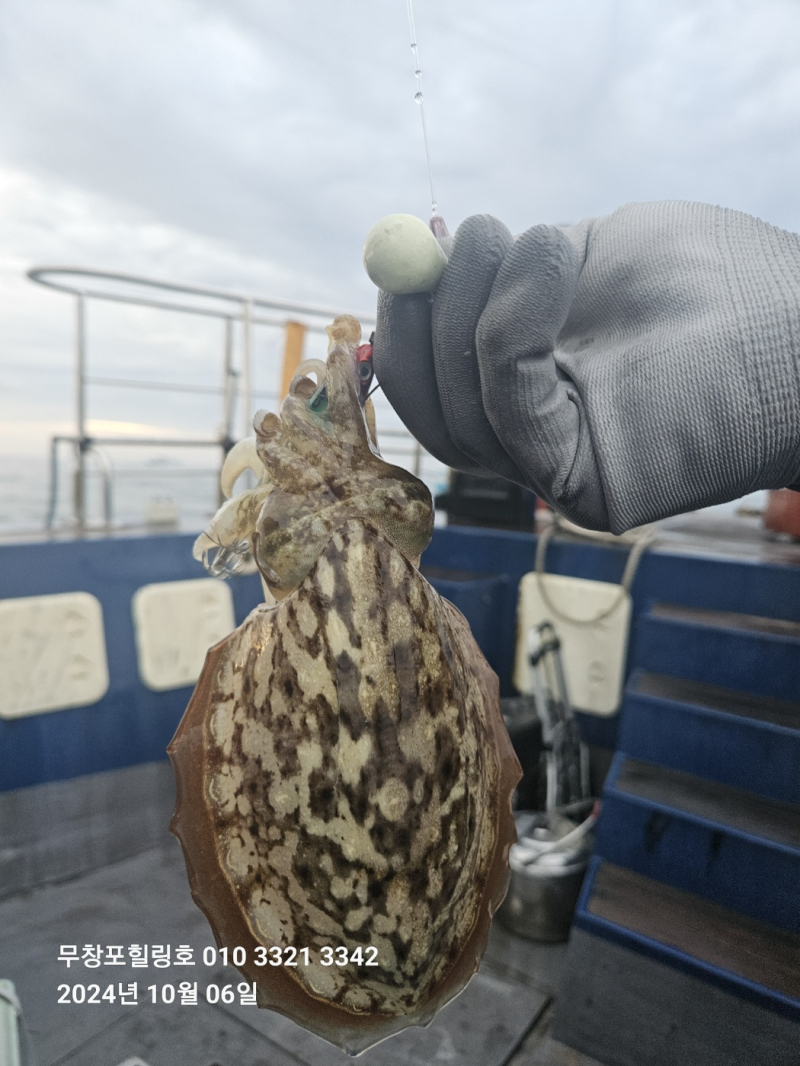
xmin=28 ymin=266 xmax=434 ymax=533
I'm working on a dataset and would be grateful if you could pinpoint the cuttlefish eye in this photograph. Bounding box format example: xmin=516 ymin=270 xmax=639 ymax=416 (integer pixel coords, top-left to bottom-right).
xmin=358 ymin=361 xmax=372 ymax=380
xmin=307 ymin=383 xmax=328 ymax=413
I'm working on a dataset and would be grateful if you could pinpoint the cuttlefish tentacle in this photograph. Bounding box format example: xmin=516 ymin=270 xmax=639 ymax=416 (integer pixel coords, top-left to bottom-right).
xmin=324 ymin=313 xmax=361 ymax=350
xmin=254 ymin=428 xmax=334 ymax=498
xmin=192 ymin=437 xmax=271 ymax=572
xmin=293 ymin=358 xmax=328 ymax=385
xmin=220 ymin=436 xmax=266 ymax=500
xmin=191 ymin=485 xmax=271 ymax=571
xmin=194 ymin=321 xmax=411 ymax=586
xmin=249 ymin=339 xmax=431 ymax=597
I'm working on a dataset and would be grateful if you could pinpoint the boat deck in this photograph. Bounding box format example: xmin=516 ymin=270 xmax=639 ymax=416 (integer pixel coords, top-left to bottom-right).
xmin=0 ymin=841 xmax=601 ymax=1066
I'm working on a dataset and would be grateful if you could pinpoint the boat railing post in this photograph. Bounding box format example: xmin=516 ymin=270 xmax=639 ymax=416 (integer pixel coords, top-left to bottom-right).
xmin=219 ymin=316 xmax=238 ymax=506
xmin=413 ymin=439 xmax=423 ymax=479
xmin=74 ymin=292 xmax=88 ymax=532
xmin=241 ymin=299 xmax=253 ymax=439
xmin=86 ymin=444 xmax=114 ymax=532
xmin=27 ymin=266 xmax=376 ymax=534
xmin=45 ymin=435 xmax=62 ymax=530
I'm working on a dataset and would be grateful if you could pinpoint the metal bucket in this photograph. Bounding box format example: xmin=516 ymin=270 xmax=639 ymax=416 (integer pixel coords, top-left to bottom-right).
xmin=498 ymin=808 xmax=594 ymax=942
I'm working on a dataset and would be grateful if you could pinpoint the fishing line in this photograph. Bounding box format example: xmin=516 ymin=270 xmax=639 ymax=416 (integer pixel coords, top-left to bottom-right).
xmin=406 ymin=0 xmax=438 ymax=218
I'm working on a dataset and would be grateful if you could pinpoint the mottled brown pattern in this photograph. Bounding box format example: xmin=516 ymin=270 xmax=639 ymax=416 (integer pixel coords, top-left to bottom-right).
xmin=169 ymin=318 xmax=521 ymax=1055
xmin=203 ymin=520 xmax=501 ymax=1015
xmin=250 ymin=327 xmax=434 ymax=601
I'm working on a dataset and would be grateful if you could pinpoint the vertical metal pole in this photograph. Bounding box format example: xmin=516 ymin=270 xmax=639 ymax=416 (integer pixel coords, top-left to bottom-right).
xmin=102 ymin=461 xmax=112 ymax=531
xmin=222 ymin=317 xmax=234 ymax=436
xmin=219 ymin=317 xmax=236 ymax=506
xmin=45 ymin=436 xmax=60 ymax=530
xmin=412 ymin=439 xmax=423 ymax=479
xmin=74 ymin=293 xmax=87 ymax=531
xmin=94 ymin=448 xmax=113 ymax=532
xmin=241 ymin=299 xmax=253 ymax=439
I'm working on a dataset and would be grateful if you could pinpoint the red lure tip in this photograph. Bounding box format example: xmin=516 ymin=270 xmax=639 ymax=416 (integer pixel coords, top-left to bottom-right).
xmin=355 ymin=342 xmax=374 ymax=403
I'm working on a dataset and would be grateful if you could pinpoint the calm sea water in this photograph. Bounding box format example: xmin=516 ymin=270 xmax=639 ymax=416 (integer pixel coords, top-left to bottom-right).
xmin=0 ymin=454 xmax=220 ymax=535
xmin=2 ymin=451 xmax=761 ymax=541
xmin=0 ymin=448 xmax=449 ymax=538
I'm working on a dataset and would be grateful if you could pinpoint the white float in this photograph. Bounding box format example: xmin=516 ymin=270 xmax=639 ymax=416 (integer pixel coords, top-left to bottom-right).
xmin=363 ymin=213 xmax=448 ymax=294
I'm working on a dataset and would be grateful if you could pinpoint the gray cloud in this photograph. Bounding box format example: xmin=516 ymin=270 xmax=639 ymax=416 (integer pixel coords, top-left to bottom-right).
xmin=4 ymin=0 xmax=800 ymax=283
xmin=2 ymin=0 xmax=800 ymax=466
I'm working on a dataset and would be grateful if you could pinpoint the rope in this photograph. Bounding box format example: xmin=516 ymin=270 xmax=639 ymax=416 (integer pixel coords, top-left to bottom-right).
xmin=534 ymin=514 xmax=656 ymax=627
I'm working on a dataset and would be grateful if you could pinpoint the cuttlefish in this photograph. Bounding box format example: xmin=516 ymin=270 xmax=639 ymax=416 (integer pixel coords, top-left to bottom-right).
xmin=169 ymin=316 xmax=520 ymax=1055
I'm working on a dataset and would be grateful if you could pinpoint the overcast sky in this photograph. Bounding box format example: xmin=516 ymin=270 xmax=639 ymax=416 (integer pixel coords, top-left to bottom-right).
xmin=3 ymin=0 xmax=800 ymax=473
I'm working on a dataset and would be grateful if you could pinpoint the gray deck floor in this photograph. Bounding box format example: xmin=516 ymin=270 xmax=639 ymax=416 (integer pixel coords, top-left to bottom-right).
xmin=0 ymin=841 xmax=602 ymax=1066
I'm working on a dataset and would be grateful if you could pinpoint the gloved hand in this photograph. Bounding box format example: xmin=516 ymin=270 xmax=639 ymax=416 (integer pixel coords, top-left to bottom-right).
xmin=373 ymin=201 xmax=800 ymax=534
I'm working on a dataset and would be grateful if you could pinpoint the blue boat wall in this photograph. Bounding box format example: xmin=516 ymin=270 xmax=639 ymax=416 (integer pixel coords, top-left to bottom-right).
xmin=1 ymin=524 xmax=799 ymax=899
xmin=1 ymin=522 xmax=800 ymax=899
xmin=545 ymin=520 xmax=800 ymax=1058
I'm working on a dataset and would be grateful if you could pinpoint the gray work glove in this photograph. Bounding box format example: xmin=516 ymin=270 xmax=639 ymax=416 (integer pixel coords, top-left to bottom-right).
xmin=373 ymin=201 xmax=800 ymax=534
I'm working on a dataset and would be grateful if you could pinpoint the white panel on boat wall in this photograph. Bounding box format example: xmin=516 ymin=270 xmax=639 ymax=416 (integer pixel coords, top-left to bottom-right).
xmin=0 ymin=592 xmax=109 ymax=719
xmin=514 ymin=573 xmax=631 ymax=716
xmin=132 ymin=579 xmax=235 ymax=692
